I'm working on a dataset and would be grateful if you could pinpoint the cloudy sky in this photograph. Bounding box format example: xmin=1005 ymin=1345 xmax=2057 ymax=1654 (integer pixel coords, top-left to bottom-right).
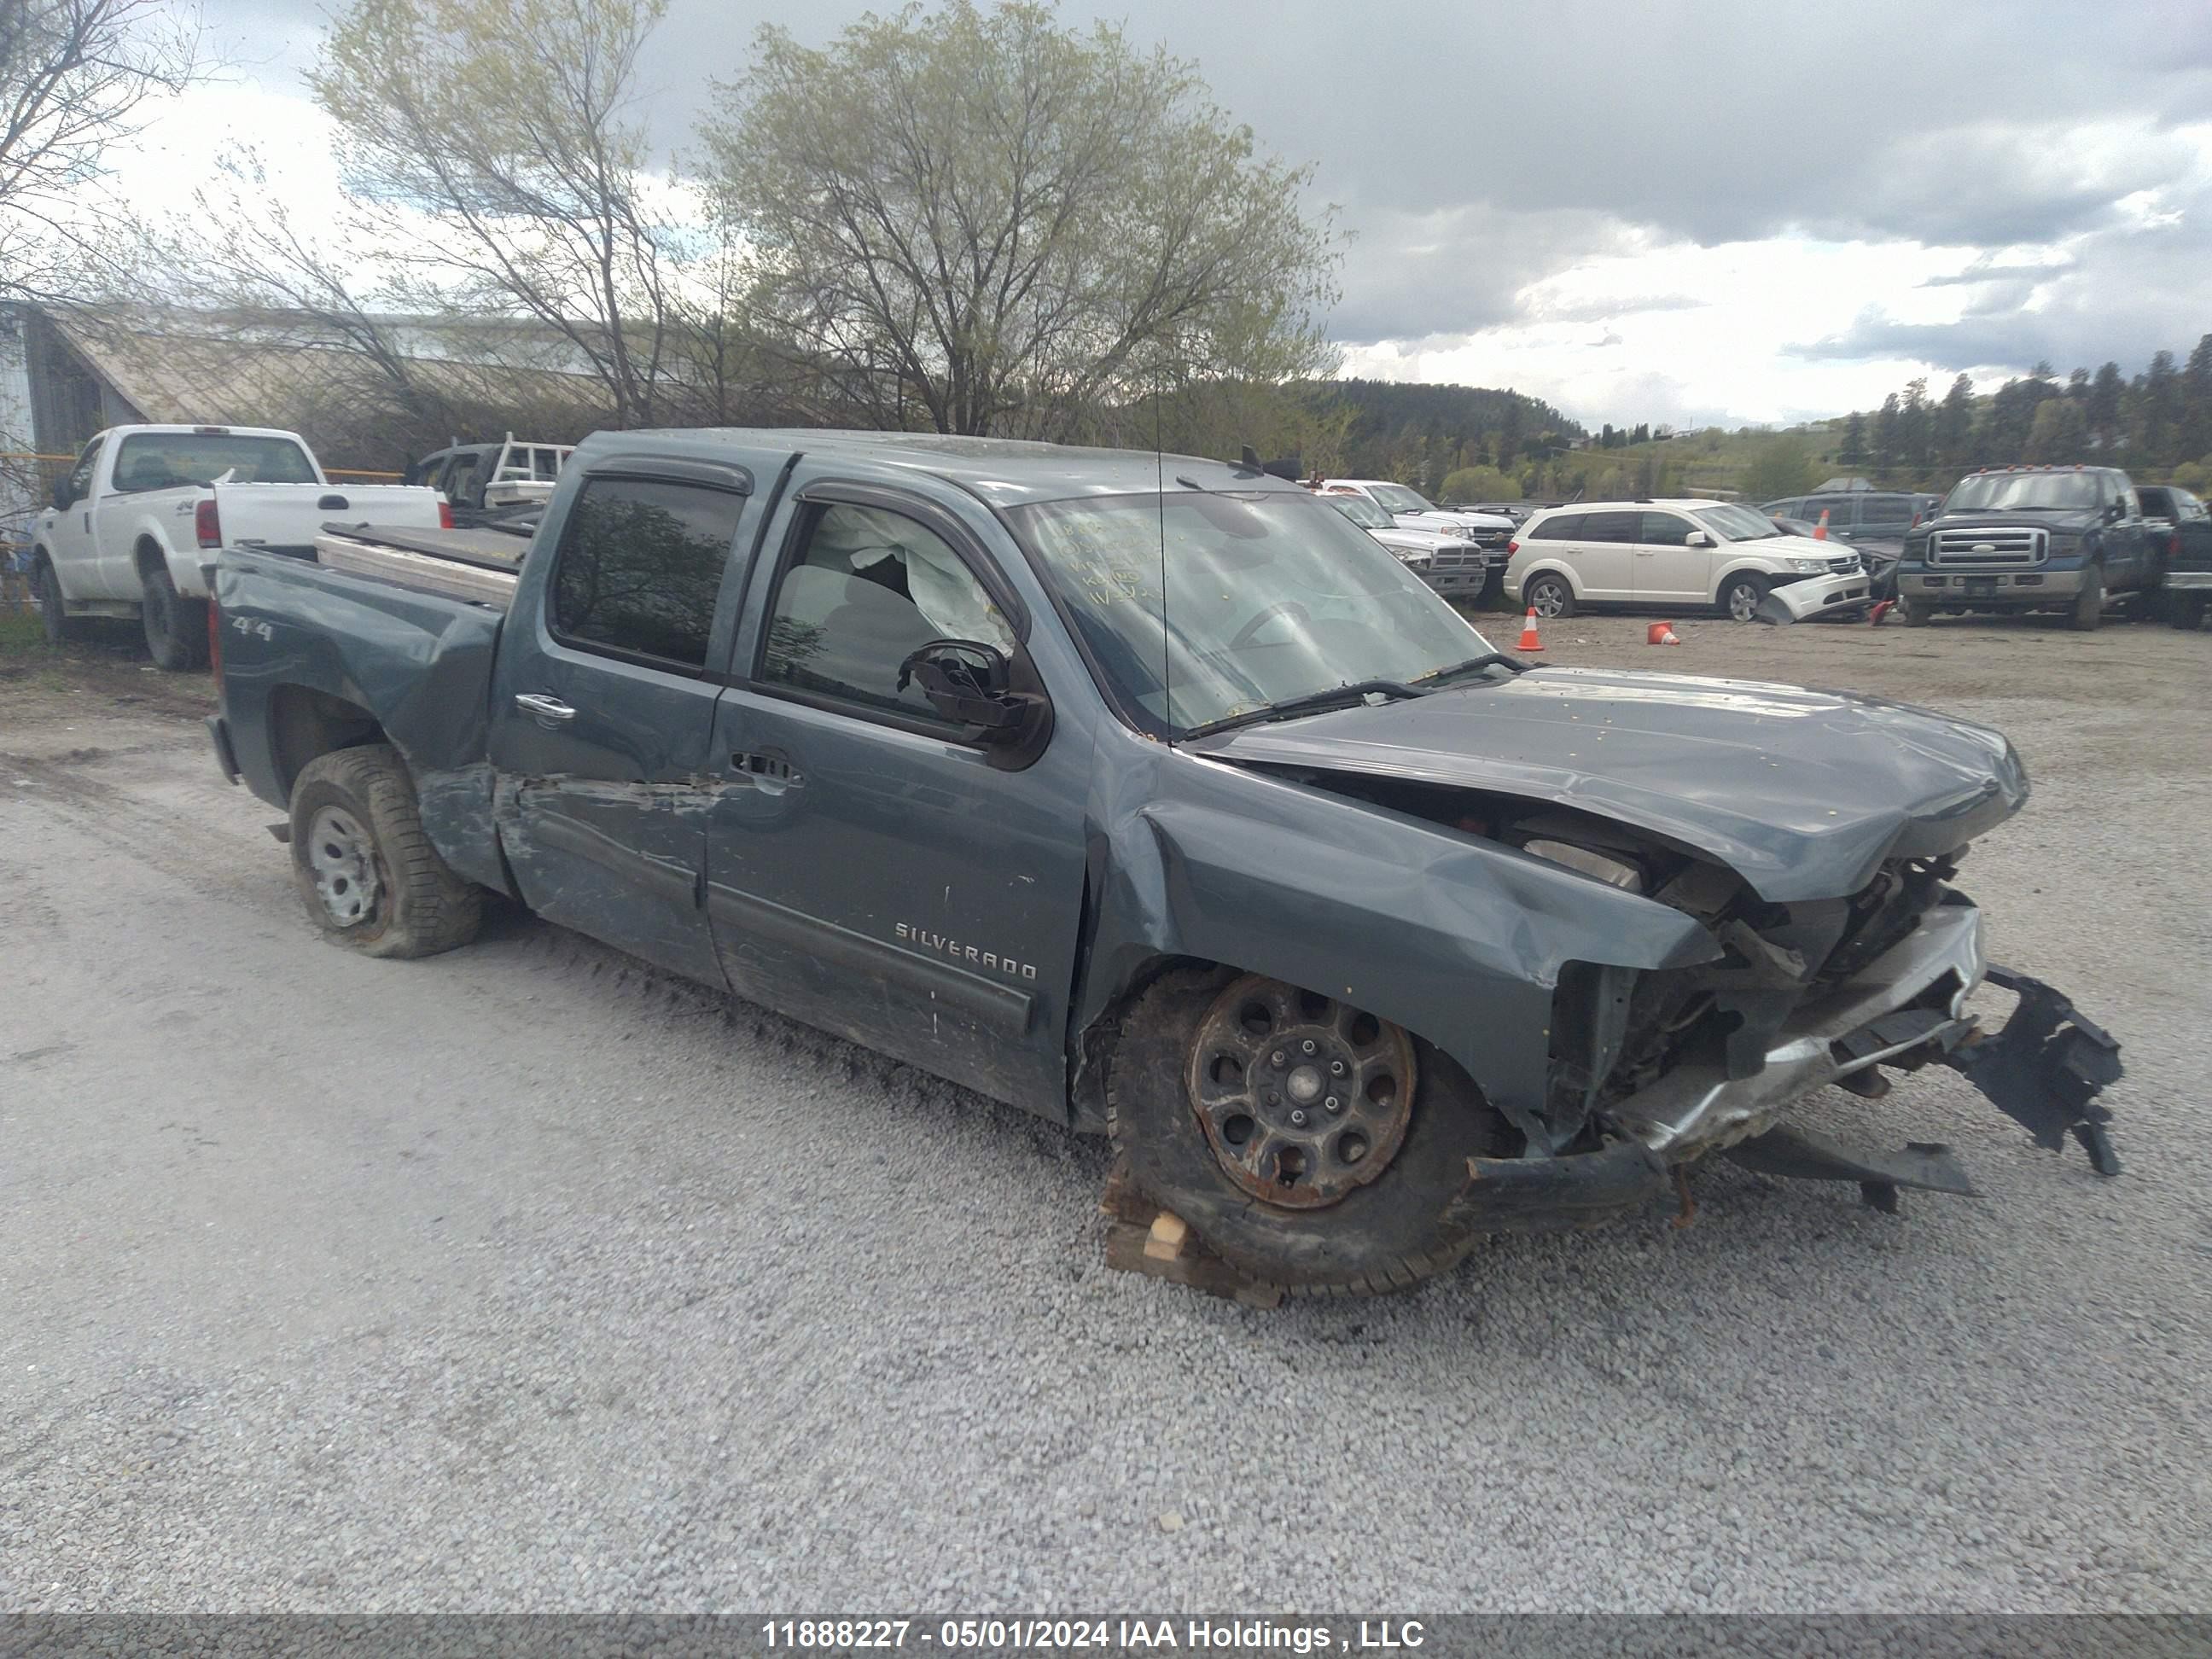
xmin=117 ymin=0 xmax=2212 ymax=430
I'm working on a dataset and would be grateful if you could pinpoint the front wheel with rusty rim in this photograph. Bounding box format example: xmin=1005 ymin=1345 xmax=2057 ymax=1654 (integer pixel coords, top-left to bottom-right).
xmin=288 ymin=743 xmax=482 ymax=958
xmin=1107 ymin=967 xmax=1521 ymax=1295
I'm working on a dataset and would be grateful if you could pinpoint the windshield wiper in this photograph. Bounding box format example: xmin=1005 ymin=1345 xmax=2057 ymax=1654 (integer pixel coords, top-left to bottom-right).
xmin=1414 ymin=651 xmax=1528 ymax=684
xmin=1182 ymin=678 xmax=1430 ymax=740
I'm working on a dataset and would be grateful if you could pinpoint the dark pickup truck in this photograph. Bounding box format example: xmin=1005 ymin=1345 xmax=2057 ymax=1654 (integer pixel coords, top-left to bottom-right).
xmin=2137 ymin=483 xmax=2212 ymax=628
xmin=1895 ymin=465 xmax=2158 ymax=629
xmin=207 ymin=428 xmax=2123 ymax=1295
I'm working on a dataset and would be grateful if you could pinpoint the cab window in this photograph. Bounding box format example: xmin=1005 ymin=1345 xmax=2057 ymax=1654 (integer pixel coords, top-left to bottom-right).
xmin=760 ymin=502 xmax=1015 ymax=722
xmin=1638 ymin=511 xmax=1693 ymax=545
xmin=548 ymin=475 xmax=747 ymax=671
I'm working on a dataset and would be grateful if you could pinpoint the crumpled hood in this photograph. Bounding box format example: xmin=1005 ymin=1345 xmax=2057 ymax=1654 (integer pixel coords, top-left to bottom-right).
xmin=1182 ymin=666 xmax=2027 ymax=902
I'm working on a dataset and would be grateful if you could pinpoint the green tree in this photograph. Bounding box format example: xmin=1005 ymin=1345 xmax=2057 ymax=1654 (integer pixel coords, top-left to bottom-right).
xmin=2023 ymin=396 xmax=2088 ymax=464
xmin=1739 ymin=434 xmax=1819 ymax=502
xmin=2087 ymin=362 xmax=2125 ymax=452
xmin=1440 ymin=464 xmax=1518 ymax=503
xmin=1871 ymin=393 xmax=1899 ymax=472
xmin=1837 ymin=410 xmax=1866 ymax=466
xmin=701 ymin=1 xmax=1338 ymax=438
xmin=1935 ymin=374 xmax=1976 ymax=469
xmin=1897 ymin=376 xmax=1931 ymax=470
xmin=2134 ymin=350 xmax=2181 ymax=466
xmin=2181 ymin=335 xmax=2212 ymax=462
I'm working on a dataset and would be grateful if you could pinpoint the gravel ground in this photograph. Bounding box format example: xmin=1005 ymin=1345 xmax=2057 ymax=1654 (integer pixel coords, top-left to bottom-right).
xmin=2 ymin=611 xmax=2209 ymax=1613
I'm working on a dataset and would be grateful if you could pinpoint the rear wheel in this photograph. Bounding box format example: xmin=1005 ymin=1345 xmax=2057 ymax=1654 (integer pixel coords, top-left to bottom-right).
xmin=141 ymin=562 xmax=209 ymax=671
xmin=2067 ymin=565 xmax=2105 ymax=632
xmin=34 ymin=557 xmax=88 ymax=645
xmin=2171 ymin=592 xmax=2207 ymax=631
xmin=1902 ymin=599 xmax=1932 ymax=627
xmin=288 ymin=744 xmax=482 ymax=958
xmin=1523 ymin=572 xmax=1575 ymax=620
xmin=1107 ymin=967 xmax=1519 ymax=1295
xmin=1719 ymin=571 xmax=1767 ymax=622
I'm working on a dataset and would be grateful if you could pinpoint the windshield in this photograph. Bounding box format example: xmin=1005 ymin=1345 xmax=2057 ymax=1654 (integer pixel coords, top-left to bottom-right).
xmin=1323 ymin=493 xmax=1394 ymax=529
xmin=1944 ymin=472 xmax=2100 ymax=512
xmin=1693 ymin=504 xmax=1784 ymax=541
xmin=110 ymin=433 xmax=317 ymax=493
xmin=1365 ymin=483 xmax=1435 ymax=515
xmin=1008 ymin=490 xmax=1491 ymax=734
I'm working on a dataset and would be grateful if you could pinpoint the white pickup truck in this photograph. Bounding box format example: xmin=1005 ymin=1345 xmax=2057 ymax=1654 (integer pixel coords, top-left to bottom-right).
xmin=30 ymin=424 xmax=448 ymax=670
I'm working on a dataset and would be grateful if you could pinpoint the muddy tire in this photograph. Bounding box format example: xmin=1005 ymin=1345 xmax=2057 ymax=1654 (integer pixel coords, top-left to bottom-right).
xmin=34 ymin=556 xmax=89 ymax=645
xmin=1719 ymin=571 xmax=1767 ymax=622
xmin=2172 ymin=592 xmax=2208 ymax=631
xmin=1106 ymin=966 xmax=1519 ymax=1295
xmin=1523 ymin=572 xmax=1575 ymax=620
xmin=1902 ymin=599 xmax=1931 ymax=627
xmin=2067 ymin=565 xmax=2104 ymax=632
xmin=141 ymin=562 xmax=209 ymax=672
xmin=288 ymin=744 xmax=481 ymax=958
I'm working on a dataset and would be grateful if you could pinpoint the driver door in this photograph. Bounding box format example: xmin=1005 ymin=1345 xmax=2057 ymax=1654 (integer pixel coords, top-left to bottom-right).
xmin=1632 ymin=509 xmax=1708 ymax=604
xmin=43 ymin=438 xmax=102 ymax=593
xmin=702 ymin=476 xmax=1088 ymax=1115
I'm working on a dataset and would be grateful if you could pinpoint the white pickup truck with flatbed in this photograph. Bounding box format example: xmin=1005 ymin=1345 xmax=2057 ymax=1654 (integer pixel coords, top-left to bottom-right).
xmin=30 ymin=423 xmax=449 ymax=669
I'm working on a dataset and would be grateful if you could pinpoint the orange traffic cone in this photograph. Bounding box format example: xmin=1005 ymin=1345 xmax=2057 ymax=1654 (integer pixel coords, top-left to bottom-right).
xmin=1645 ymin=620 xmax=1674 ymax=645
xmin=1813 ymin=509 xmax=1830 ymax=540
xmin=1516 ymin=608 xmax=1542 ymax=651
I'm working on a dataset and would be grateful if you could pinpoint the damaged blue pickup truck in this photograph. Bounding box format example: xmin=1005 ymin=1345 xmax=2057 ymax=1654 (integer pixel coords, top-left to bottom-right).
xmin=206 ymin=429 xmax=2123 ymax=1295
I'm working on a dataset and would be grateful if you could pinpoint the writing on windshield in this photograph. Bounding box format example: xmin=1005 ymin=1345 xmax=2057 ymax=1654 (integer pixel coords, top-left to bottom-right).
xmin=1009 ymin=490 xmax=1486 ymax=735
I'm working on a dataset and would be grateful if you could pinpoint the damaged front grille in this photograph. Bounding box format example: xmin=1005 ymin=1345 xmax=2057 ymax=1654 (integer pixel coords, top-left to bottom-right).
xmin=1545 ymin=852 xmax=1963 ymax=1146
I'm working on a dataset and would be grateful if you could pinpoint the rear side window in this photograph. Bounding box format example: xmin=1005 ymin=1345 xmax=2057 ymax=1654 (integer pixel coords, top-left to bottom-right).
xmin=549 ymin=476 xmax=747 ymax=671
xmin=1529 ymin=513 xmax=1584 ymax=541
xmin=1580 ymin=510 xmax=1639 ymax=542
xmin=1807 ymin=497 xmax=1855 ymax=529
xmin=1859 ymin=493 xmax=1909 ymax=524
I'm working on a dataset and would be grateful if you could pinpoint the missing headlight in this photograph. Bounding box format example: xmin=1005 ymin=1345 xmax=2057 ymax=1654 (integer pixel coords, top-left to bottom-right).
xmin=1524 ymin=838 xmax=1646 ymax=893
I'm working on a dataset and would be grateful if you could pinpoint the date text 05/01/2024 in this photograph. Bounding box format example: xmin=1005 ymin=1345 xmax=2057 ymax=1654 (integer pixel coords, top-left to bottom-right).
xmin=758 ymin=1619 xmax=1427 ymax=1650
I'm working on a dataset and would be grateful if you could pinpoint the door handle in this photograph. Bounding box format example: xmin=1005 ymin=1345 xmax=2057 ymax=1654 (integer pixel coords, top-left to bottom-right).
xmin=514 ymin=692 xmax=576 ymax=728
xmin=731 ymin=751 xmax=803 ymax=789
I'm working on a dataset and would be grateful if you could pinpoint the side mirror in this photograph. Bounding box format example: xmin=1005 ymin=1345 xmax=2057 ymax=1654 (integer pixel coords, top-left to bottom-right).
xmin=1684 ymin=529 xmax=1713 ymax=547
xmin=897 ymin=637 xmax=1053 ymax=767
xmin=50 ymin=478 xmax=73 ymax=511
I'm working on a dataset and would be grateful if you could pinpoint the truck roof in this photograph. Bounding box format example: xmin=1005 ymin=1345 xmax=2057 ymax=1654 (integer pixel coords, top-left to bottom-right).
xmin=612 ymin=427 xmax=1299 ymax=509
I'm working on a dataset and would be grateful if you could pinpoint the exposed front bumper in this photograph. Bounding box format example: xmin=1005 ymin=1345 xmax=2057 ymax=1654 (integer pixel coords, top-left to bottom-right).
xmin=1761 ymin=570 xmax=1873 ymax=622
xmin=1612 ymin=901 xmax=1985 ymax=1160
xmin=1905 ymin=565 xmax=2086 ymax=604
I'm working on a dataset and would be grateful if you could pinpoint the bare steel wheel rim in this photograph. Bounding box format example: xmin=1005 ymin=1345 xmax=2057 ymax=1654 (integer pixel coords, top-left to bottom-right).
xmin=1186 ymin=975 xmax=1417 ymax=1209
xmin=1530 ymin=580 xmax=1567 ymax=619
xmin=1726 ymin=580 xmax=1760 ymax=621
xmin=307 ymin=805 xmax=383 ymax=928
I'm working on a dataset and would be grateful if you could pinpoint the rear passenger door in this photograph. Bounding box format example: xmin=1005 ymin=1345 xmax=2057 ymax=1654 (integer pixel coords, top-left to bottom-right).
xmin=1562 ymin=509 xmax=1638 ymax=601
xmin=486 ymin=454 xmax=778 ymax=987
xmin=1854 ymin=493 xmax=1912 ymax=542
xmin=1632 ymin=509 xmax=1708 ymax=603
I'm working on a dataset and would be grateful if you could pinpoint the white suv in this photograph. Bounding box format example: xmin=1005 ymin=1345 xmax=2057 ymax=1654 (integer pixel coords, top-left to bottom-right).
xmin=1503 ymin=499 xmax=1872 ymax=622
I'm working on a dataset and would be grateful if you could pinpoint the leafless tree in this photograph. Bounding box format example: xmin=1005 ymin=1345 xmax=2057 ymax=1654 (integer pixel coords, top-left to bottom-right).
xmin=0 ymin=0 xmax=201 ymax=298
xmin=310 ymin=0 xmax=678 ymax=429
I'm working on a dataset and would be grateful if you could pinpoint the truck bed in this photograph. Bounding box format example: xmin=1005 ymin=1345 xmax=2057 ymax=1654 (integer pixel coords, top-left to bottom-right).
xmin=313 ymin=522 xmax=530 ymax=608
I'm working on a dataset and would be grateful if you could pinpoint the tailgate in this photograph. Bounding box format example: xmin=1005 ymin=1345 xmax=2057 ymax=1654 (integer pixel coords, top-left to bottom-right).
xmin=212 ymin=482 xmax=447 ymax=552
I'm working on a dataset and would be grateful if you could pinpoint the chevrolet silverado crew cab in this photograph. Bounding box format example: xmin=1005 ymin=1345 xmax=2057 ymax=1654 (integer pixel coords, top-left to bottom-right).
xmin=1895 ymin=465 xmax=2156 ymax=630
xmin=206 ymin=428 xmax=2122 ymax=1295
xmin=1505 ymin=499 xmax=1871 ymax=621
xmin=32 ymin=424 xmax=447 ymax=669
